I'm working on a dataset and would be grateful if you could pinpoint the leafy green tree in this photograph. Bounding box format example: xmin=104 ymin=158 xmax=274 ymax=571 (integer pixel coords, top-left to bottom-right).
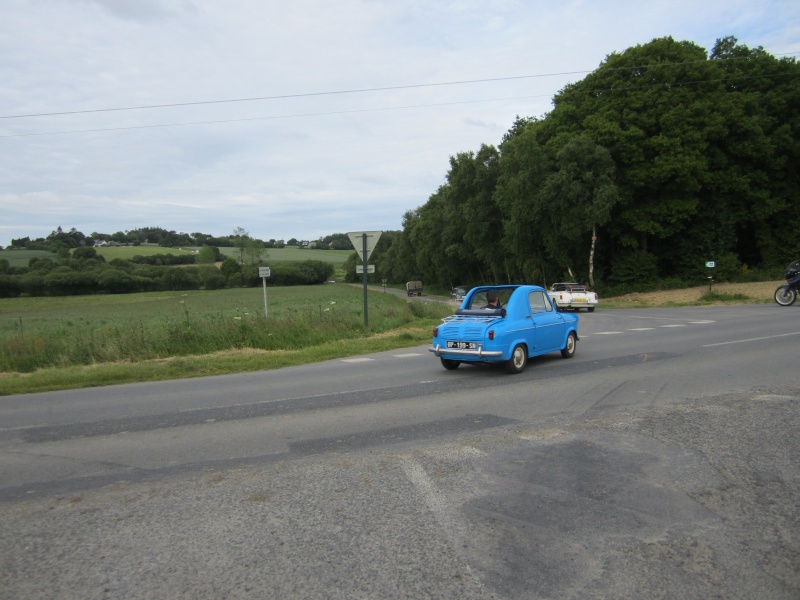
xmin=160 ymin=267 xmax=198 ymax=291
xmin=323 ymin=233 xmax=352 ymax=250
xmin=493 ymin=119 xmax=551 ymax=283
xmin=72 ymin=246 xmax=99 ymax=260
xmin=0 ymin=275 xmax=21 ymax=297
xmin=232 ymin=227 xmax=268 ymax=267
xmin=198 ymin=266 xmax=227 ymax=290
xmin=449 ymin=145 xmax=504 ymax=283
xmin=408 ymin=189 xmax=461 ymax=287
xmin=44 ymin=268 xmax=97 ymax=295
xmin=708 ymin=37 xmax=800 ymax=265
xmin=607 ymin=251 xmax=659 ymax=289
xmin=46 ymin=226 xmax=85 ymax=248
xmin=375 ymin=226 xmax=417 ymax=284
xmin=220 ymin=257 xmax=242 ymax=284
xmin=539 ymin=134 xmax=618 ymax=286
xmin=552 ymin=38 xmax=718 ymax=251
xmin=28 ymin=257 xmax=56 ymax=273
xmin=96 ymin=268 xmax=139 ymax=294
xmin=18 ymin=274 xmax=46 ymax=296
xmin=196 ymin=245 xmax=219 ymax=264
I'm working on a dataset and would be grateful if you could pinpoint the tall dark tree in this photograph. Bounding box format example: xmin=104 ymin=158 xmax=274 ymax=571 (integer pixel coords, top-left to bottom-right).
xmin=493 ymin=120 xmax=551 ymax=283
xmin=539 ymin=134 xmax=618 ymax=286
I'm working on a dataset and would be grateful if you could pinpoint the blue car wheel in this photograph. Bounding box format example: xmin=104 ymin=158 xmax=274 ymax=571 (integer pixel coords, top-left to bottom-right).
xmin=561 ymin=332 xmax=577 ymax=358
xmin=506 ymin=343 xmax=527 ymax=374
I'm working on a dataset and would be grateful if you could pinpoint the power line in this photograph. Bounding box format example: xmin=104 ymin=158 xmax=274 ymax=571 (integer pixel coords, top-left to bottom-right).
xmin=0 ymin=94 xmax=550 ymax=138
xmin=0 ymin=73 xmax=587 ymax=120
xmin=2 ymin=52 xmax=797 ymax=121
xmin=2 ymin=71 xmax=797 ymax=139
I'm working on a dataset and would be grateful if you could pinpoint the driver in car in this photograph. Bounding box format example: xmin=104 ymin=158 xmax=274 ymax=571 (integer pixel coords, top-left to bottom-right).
xmin=481 ymin=289 xmax=501 ymax=309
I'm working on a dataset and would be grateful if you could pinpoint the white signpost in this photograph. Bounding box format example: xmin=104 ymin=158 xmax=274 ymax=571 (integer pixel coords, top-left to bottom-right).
xmin=259 ymin=266 xmax=271 ymax=319
xmin=348 ymin=231 xmax=382 ymax=325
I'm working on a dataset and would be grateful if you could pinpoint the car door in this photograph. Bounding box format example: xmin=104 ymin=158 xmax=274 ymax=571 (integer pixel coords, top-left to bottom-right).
xmin=528 ymin=290 xmax=566 ymax=352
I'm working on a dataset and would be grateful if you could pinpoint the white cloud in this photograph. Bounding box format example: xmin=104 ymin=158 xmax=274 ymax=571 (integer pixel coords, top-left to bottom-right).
xmin=1 ymin=0 xmax=798 ymax=245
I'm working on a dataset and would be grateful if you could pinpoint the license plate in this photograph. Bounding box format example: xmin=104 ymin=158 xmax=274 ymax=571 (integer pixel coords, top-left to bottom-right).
xmin=573 ymin=298 xmax=587 ymax=302
xmin=447 ymin=340 xmax=477 ymax=350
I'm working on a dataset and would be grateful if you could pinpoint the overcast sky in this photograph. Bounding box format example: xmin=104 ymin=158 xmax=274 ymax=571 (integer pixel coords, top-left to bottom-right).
xmin=1 ymin=0 xmax=798 ymax=247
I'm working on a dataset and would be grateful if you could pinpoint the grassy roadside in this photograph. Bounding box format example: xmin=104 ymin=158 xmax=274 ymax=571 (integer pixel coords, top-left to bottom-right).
xmin=0 ymin=280 xmax=782 ymax=395
xmin=0 ymin=326 xmax=434 ymax=395
xmin=0 ymin=285 xmax=450 ymax=395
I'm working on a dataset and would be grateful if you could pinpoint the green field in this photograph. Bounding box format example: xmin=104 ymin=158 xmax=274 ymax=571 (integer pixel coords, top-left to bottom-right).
xmin=1 ymin=245 xmax=354 ymax=266
xmin=90 ymin=244 xmax=353 ymax=264
xmin=91 ymin=244 xmax=354 ymax=264
xmin=0 ymin=284 xmax=452 ymax=395
xmin=214 ymin=246 xmax=353 ymax=264
xmin=0 ymin=249 xmax=57 ymax=268
xmin=92 ymin=244 xmax=196 ymax=260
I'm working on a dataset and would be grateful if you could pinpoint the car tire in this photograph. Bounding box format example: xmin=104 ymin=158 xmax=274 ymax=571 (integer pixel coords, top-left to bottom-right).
xmin=587 ymin=307 xmax=595 ymax=312
xmin=561 ymin=332 xmax=577 ymax=358
xmin=506 ymin=343 xmax=527 ymax=374
xmin=441 ymin=358 xmax=460 ymax=370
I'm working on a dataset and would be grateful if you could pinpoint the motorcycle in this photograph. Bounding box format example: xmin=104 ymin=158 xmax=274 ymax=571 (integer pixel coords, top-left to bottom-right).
xmin=774 ymin=261 xmax=800 ymax=306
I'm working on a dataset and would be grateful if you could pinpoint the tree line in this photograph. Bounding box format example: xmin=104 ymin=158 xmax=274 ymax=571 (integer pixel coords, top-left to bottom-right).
xmin=0 ymin=228 xmax=335 ymax=296
xmin=5 ymin=37 xmax=798 ymax=296
xmin=7 ymin=227 xmax=354 ymax=252
xmin=362 ymin=37 xmax=799 ymax=294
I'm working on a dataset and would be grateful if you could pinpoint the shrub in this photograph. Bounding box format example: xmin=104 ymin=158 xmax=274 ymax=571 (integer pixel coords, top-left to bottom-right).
xmin=608 ymin=251 xmax=658 ymax=286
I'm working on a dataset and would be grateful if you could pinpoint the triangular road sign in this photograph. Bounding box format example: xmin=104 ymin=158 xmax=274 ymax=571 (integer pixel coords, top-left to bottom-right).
xmin=347 ymin=231 xmax=382 ymax=261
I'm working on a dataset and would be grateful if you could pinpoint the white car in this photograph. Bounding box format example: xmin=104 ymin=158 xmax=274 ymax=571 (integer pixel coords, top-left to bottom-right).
xmin=548 ymin=283 xmax=598 ymax=312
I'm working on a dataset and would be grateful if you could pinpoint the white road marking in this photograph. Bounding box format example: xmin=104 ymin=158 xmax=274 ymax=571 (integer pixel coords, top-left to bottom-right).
xmin=595 ymin=331 xmax=624 ymax=335
xmin=689 ymin=320 xmax=716 ymax=324
xmin=659 ymin=324 xmax=686 ymax=328
xmin=393 ymin=353 xmax=422 ymax=358
xmin=400 ymin=456 xmax=487 ymax=592
xmin=703 ymin=331 xmax=800 ymax=347
xmin=340 ymin=358 xmax=375 ymax=363
xmin=628 ymin=328 xmax=655 ymax=331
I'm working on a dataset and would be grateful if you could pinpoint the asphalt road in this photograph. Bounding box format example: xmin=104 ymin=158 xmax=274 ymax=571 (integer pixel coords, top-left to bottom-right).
xmin=1 ymin=304 xmax=799 ymax=599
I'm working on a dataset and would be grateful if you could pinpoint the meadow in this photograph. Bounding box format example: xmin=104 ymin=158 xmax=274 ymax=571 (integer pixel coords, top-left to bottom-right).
xmin=0 ymin=284 xmax=452 ymax=395
xmin=93 ymin=244 xmax=353 ymax=264
xmin=0 ymin=245 xmax=354 ymax=266
xmin=0 ymin=249 xmax=55 ymax=268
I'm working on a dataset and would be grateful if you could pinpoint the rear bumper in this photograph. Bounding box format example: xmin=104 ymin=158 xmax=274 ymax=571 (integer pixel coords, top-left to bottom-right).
xmin=429 ymin=344 xmax=504 ymax=358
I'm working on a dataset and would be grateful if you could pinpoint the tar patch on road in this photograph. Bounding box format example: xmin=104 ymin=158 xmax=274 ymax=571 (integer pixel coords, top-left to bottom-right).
xmin=290 ymin=413 xmax=515 ymax=455
xmin=405 ymin=389 xmax=800 ymax=599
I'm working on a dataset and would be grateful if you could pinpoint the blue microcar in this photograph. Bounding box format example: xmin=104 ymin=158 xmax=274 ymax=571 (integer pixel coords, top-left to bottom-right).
xmin=429 ymin=284 xmax=579 ymax=373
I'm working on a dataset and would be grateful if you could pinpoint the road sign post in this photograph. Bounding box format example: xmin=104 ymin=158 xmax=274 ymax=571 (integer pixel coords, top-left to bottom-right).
xmin=705 ymin=261 xmax=715 ymax=293
xmin=347 ymin=231 xmax=382 ymax=326
xmin=259 ymin=266 xmax=271 ymax=319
